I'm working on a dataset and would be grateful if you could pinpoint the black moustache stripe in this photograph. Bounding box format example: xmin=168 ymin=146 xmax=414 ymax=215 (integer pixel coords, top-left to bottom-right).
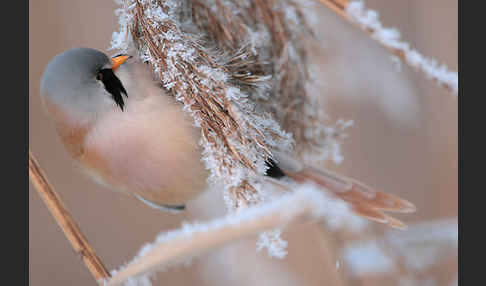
xmin=265 ymin=158 xmax=286 ymax=178
xmin=99 ymin=68 xmax=127 ymax=111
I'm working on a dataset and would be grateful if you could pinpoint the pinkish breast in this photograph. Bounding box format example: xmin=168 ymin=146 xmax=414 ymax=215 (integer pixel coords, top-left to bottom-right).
xmin=82 ymin=94 xmax=209 ymax=205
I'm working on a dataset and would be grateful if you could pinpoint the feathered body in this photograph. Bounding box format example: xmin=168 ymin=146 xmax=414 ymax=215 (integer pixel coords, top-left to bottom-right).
xmin=41 ymin=49 xmax=208 ymax=207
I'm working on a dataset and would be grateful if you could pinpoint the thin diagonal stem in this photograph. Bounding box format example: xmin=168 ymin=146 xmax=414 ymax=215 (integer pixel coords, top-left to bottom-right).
xmin=317 ymin=0 xmax=458 ymax=95
xmin=29 ymin=149 xmax=110 ymax=284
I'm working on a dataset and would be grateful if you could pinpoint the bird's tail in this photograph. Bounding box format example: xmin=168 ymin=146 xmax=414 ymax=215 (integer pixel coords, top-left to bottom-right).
xmin=270 ymin=151 xmax=416 ymax=229
xmin=284 ymin=166 xmax=416 ymax=229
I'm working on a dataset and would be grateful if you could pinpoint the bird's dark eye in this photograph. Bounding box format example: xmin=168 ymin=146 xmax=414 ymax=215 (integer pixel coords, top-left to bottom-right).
xmin=96 ymin=72 xmax=103 ymax=81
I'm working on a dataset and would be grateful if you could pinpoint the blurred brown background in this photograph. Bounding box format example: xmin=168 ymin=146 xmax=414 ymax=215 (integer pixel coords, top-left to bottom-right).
xmin=29 ymin=1 xmax=457 ymax=285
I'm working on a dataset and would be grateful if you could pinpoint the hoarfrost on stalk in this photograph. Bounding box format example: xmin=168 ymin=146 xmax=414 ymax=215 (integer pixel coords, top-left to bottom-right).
xmin=108 ymin=185 xmax=365 ymax=284
xmin=346 ymin=1 xmax=458 ymax=95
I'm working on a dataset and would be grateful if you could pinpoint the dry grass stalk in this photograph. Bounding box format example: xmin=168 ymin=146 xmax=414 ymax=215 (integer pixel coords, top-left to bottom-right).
xmin=317 ymin=0 xmax=458 ymax=95
xmin=105 ymin=187 xmax=340 ymax=286
xmin=29 ymin=150 xmax=110 ymax=283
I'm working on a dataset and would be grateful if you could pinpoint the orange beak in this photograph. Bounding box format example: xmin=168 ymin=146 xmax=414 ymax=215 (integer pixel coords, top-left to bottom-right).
xmin=111 ymin=55 xmax=130 ymax=71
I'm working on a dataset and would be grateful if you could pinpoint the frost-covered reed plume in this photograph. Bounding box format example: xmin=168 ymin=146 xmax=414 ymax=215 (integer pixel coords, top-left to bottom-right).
xmin=110 ymin=0 xmax=349 ymax=211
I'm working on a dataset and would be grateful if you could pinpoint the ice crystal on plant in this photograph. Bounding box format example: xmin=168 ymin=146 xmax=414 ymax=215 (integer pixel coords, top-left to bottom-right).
xmin=257 ymin=229 xmax=288 ymax=259
xmin=346 ymin=1 xmax=458 ymax=95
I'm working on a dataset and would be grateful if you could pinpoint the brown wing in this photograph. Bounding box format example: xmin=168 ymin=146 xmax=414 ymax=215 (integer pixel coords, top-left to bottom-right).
xmin=284 ymin=166 xmax=415 ymax=229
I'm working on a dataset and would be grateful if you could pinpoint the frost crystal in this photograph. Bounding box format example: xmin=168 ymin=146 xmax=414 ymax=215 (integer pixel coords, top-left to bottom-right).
xmin=257 ymin=229 xmax=288 ymax=259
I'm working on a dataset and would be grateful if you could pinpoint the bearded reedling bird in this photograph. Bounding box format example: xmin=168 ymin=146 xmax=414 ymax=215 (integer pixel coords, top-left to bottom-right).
xmin=41 ymin=48 xmax=415 ymax=227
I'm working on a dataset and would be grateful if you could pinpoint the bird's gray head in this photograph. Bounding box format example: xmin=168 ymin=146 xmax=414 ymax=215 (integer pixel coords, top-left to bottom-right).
xmin=40 ymin=48 xmax=129 ymax=118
